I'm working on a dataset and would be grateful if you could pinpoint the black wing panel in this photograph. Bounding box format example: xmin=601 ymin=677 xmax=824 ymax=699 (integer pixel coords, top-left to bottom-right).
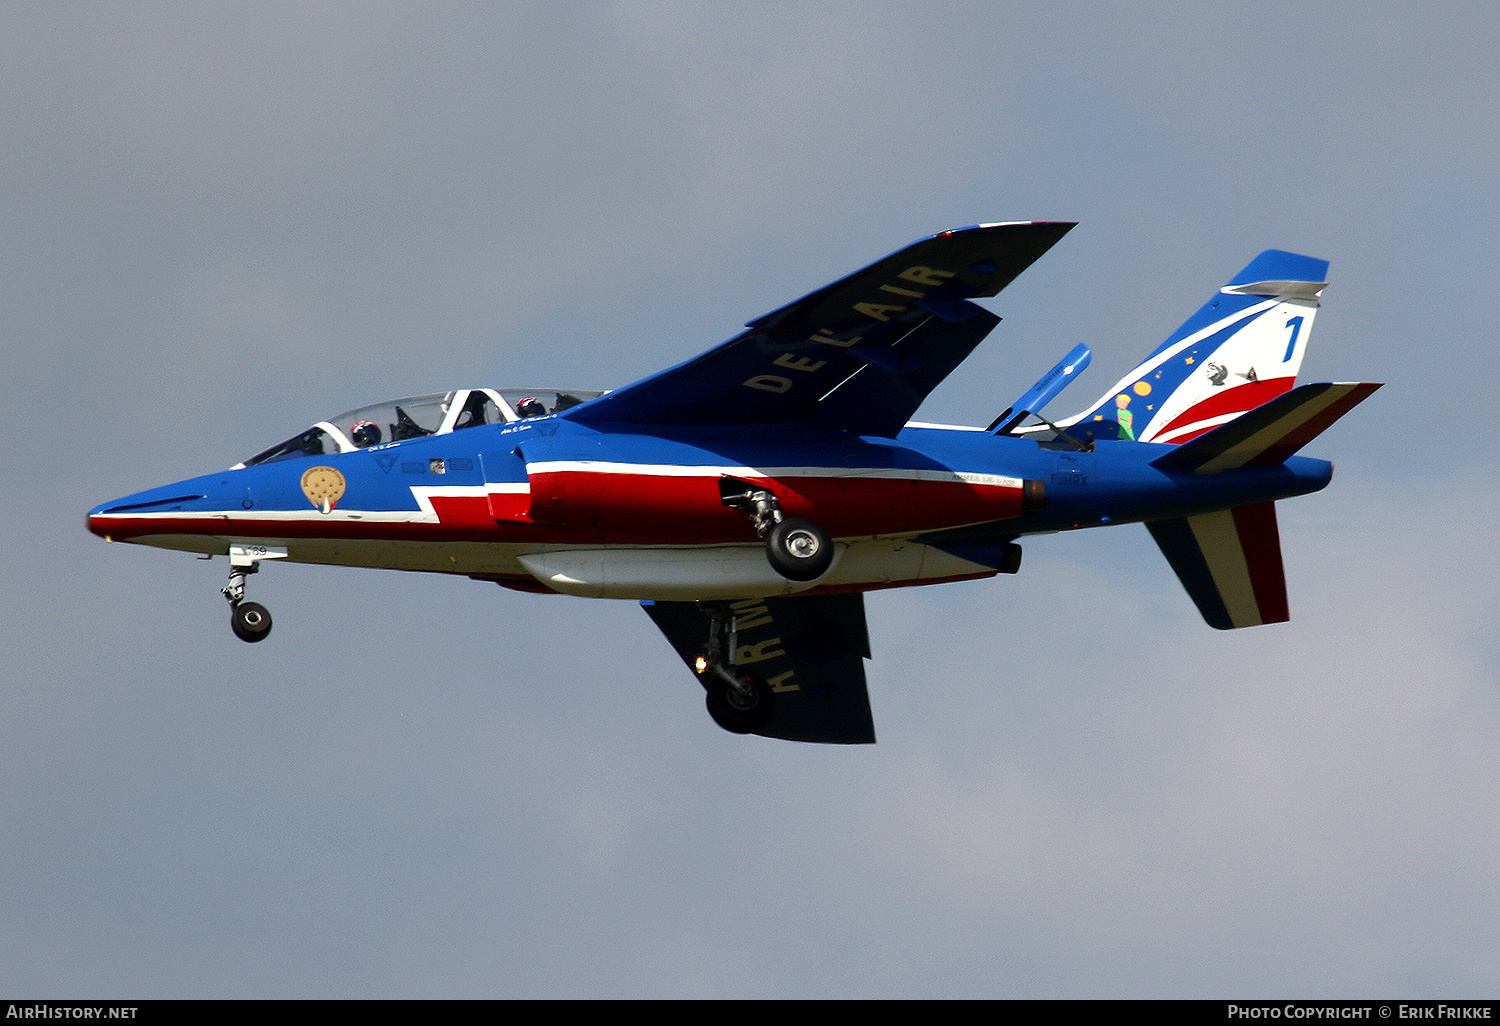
xmin=643 ymin=594 xmax=876 ymax=744
xmin=563 ymin=222 xmax=1073 ymax=436
xmin=814 ymin=305 xmax=1000 ymax=436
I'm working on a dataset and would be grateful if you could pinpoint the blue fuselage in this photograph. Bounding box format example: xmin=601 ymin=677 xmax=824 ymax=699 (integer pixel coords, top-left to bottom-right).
xmin=88 ymin=413 xmax=1332 ymax=600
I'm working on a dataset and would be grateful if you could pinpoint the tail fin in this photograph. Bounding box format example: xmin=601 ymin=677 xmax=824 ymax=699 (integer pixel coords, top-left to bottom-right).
xmin=1060 ymin=250 xmax=1329 ymax=444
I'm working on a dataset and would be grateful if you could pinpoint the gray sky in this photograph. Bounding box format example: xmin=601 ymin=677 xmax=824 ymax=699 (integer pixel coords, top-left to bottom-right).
xmin=5 ymin=1 xmax=1498 ymax=998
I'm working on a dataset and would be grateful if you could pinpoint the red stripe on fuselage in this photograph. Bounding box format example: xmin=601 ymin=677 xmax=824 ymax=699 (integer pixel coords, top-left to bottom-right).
xmin=524 ymin=468 xmax=1024 ymax=539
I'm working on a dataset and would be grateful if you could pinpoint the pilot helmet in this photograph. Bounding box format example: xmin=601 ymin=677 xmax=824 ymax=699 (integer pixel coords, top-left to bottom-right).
xmin=351 ymin=420 xmax=382 ymax=447
xmin=516 ymin=396 xmax=546 ymax=418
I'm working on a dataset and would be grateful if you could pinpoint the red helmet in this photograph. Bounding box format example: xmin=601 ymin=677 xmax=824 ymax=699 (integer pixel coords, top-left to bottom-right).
xmin=350 ymin=420 xmax=382 ymax=447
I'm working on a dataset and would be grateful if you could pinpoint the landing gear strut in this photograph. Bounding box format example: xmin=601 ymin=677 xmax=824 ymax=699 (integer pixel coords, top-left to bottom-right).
xmin=720 ymin=479 xmax=834 ymax=582
xmin=696 ymin=602 xmax=774 ymax=734
xmin=222 ymin=560 xmax=273 ymax=643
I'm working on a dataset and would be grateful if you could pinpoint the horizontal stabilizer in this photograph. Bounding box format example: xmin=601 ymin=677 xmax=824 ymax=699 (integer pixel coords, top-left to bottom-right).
xmin=1151 ymin=381 xmax=1382 ymax=474
xmin=1147 ymin=502 xmax=1288 ymax=630
xmin=642 ymin=594 xmax=876 ymax=744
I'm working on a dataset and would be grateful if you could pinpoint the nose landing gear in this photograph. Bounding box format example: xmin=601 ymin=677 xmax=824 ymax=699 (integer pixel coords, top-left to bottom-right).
xmin=222 ymin=560 xmax=273 ymax=643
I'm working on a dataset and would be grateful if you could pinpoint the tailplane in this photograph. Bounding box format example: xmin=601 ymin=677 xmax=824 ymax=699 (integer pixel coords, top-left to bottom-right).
xmin=1147 ymin=503 xmax=1290 ymax=630
xmin=1058 ymin=250 xmax=1330 ymax=444
xmin=1146 ymin=380 xmax=1381 ymax=629
xmin=1152 ymin=381 xmax=1382 ymax=474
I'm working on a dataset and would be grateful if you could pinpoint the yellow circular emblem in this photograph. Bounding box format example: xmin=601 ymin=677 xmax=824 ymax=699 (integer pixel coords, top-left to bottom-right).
xmin=300 ymin=466 xmax=347 ymax=513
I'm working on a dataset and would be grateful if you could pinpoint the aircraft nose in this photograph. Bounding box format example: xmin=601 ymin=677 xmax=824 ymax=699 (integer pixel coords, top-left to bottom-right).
xmin=87 ymin=498 xmax=123 ymax=540
xmin=87 ymin=483 xmax=210 ymax=543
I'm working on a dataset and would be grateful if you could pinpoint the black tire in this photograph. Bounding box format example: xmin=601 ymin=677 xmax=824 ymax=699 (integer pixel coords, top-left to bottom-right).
xmin=231 ymin=601 xmax=273 ymax=643
xmin=705 ymin=673 xmax=775 ymax=734
xmin=764 ymin=517 xmax=833 ymax=581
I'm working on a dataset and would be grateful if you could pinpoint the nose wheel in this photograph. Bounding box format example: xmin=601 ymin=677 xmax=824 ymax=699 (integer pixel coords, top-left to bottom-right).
xmin=222 ymin=560 xmax=273 ymax=643
xmin=231 ymin=601 xmax=273 ymax=643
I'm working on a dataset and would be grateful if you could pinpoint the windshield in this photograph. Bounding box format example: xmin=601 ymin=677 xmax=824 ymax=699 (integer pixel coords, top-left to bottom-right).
xmin=333 ymin=393 xmax=452 ymax=449
xmin=237 ymin=388 xmax=603 ymax=468
xmin=239 ymin=426 xmax=340 ymax=466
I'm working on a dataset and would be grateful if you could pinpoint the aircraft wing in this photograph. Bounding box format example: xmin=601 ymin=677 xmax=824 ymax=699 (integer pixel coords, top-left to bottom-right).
xmin=563 ymin=222 xmax=1074 ymax=437
xmin=643 ymin=594 xmax=876 ymax=744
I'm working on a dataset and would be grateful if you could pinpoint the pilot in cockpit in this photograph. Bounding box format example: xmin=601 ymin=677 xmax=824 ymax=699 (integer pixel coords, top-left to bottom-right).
xmin=350 ymin=420 xmax=382 ymax=448
xmin=515 ymin=396 xmax=547 ymax=418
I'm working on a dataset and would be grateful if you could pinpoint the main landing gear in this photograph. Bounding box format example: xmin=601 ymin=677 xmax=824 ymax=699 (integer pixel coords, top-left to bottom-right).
xmin=720 ymin=479 xmax=834 ymax=582
xmin=695 ymin=602 xmax=774 ymax=734
xmin=222 ymin=560 xmax=273 ymax=643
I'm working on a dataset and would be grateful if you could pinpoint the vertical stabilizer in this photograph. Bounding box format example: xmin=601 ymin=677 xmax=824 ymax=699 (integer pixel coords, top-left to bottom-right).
xmin=1061 ymin=251 xmax=1329 ymax=445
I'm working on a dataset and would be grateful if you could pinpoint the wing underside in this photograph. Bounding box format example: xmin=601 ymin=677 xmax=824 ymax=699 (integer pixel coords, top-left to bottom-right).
xmin=643 ymin=594 xmax=876 ymax=744
xmin=564 ymin=222 xmax=1074 ymax=436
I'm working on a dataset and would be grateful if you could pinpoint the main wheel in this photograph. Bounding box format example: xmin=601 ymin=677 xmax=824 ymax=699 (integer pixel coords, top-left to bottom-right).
xmin=764 ymin=517 xmax=833 ymax=581
xmin=705 ymin=673 xmax=775 ymax=734
xmin=231 ymin=601 xmax=273 ymax=643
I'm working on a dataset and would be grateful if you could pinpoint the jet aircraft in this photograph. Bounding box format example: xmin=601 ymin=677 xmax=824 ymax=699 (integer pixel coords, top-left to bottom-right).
xmin=88 ymin=223 xmax=1380 ymax=743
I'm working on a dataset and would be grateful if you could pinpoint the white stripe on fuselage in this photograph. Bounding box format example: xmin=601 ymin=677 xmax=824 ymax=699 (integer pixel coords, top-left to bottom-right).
xmin=101 ymin=461 xmax=1021 ymax=530
xmin=522 ymin=461 xmax=1023 ymax=490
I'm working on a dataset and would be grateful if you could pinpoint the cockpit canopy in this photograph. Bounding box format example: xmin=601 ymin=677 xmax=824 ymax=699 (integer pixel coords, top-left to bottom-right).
xmin=237 ymin=388 xmax=602 ymax=468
